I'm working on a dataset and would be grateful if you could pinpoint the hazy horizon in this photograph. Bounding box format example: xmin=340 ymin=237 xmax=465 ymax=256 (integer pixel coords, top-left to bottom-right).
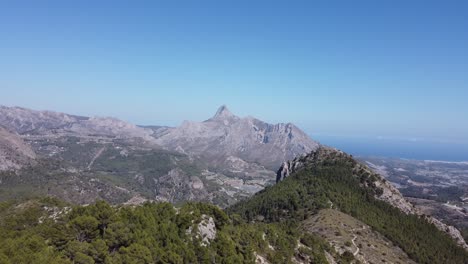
xmin=2 ymin=102 xmax=467 ymax=162
xmin=1 ymin=1 xmax=467 ymax=156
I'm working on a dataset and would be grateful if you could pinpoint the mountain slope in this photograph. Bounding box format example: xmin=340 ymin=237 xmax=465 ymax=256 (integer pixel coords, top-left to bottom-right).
xmin=302 ymin=208 xmax=416 ymax=263
xmin=229 ymin=146 xmax=468 ymax=263
xmin=0 ymin=127 xmax=36 ymax=171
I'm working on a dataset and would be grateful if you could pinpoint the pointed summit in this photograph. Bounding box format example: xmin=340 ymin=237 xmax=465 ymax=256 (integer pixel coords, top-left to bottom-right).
xmin=212 ymin=105 xmax=235 ymax=119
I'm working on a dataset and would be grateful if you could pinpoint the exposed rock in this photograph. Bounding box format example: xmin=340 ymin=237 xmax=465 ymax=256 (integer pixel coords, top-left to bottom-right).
xmin=424 ymin=215 xmax=468 ymax=250
xmin=255 ymin=253 xmax=270 ymax=264
xmin=373 ymin=179 xmax=414 ymax=214
xmin=38 ymin=206 xmax=71 ymax=223
xmin=197 ymin=215 xmax=216 ymax=246
xmin=276 ymin=159 xmax=306 ymax=183
xmin=186 ymin=214 xmax=217 ymax=246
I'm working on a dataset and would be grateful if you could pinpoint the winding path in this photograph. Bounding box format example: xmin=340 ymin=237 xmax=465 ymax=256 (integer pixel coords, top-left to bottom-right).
xmin=351 ymin=226 xmax=367 ymax=256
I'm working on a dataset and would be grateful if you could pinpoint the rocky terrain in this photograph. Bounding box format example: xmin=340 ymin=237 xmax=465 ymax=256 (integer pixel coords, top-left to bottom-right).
xmin=0 ymin=105 xmax=317 ymax=207
xmin=302 ymin=209 xmax=416 ymax=264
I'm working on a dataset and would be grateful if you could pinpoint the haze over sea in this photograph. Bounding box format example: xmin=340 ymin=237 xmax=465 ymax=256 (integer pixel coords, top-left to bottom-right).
xmin=314 ymin=134 xmax=468 ymax=162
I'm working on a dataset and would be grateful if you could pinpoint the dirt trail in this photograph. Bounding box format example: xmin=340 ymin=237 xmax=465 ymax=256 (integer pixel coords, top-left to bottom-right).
xmin=351 ymin=226 xmax=366 ymax=256
xmin=87 ymin=147 xmax=105 ymax=170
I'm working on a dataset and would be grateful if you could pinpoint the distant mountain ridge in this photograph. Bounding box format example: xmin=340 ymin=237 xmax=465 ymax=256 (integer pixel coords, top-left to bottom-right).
xmin=0 ymin=105 xmax=153 ymax=140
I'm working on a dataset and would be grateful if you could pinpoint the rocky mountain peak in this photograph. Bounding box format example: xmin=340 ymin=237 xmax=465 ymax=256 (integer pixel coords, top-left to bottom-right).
xmin=212 ymin=105 xmax=236 ymax=120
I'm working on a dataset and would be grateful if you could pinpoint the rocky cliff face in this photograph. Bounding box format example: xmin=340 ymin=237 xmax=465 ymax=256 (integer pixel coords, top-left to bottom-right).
xmin=0 ymin=127 xmax=36 ymax=171
xmin=276 ymin=146 xmax=468 ymax=250
xmin=152 ymin=105 xmax=320 ymax=170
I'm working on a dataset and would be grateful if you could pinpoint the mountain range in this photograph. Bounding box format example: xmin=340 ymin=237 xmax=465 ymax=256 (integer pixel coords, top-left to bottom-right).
xmin=0 ymin=105 xmax=317 ymax=206
xmin=0 ymin=104 xmax=467 ymax=263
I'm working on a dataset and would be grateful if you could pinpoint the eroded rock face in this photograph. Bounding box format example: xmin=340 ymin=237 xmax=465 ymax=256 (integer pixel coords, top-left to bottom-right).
xmin=373 ymin=179 xmax=414 ymax=214
xmin=276 ymin=159 xmax=306 ymax=183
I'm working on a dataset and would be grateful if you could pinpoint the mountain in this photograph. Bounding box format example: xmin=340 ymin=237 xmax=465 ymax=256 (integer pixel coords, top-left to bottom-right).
xmin=0 ymin=105 xmax=317 ymax=207
xmin=152 ymin=105 xmax=319 ymax=170
xmin=0 ymin=106 xmax=84 ymax=134
xmin=0 ymin=127 xmax=36 ymax=171
xmin=0 ymin=106 xmax=153 ymax=140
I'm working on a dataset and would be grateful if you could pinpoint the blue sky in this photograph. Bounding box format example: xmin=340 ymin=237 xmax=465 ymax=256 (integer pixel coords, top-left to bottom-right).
xmin=1 ymin=0 xmax=467 ymax=143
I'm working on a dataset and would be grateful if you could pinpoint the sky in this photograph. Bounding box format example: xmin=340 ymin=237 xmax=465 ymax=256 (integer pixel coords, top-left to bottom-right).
xmin=1 ymin=1 xmax=467 ymax=147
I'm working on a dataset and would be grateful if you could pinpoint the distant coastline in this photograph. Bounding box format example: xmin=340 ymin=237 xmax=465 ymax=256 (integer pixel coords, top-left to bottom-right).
xmin=313 ymin=134 xmax=468 ymax=162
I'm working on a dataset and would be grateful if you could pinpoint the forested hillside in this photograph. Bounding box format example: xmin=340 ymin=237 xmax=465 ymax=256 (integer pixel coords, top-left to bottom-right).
xmin=0 ymin=197 xmax=349 ymax=264
xmin=229 ymin=148 xmax=468 ymax=264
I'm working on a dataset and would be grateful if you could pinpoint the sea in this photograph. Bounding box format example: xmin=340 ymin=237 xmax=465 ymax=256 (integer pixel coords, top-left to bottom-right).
xmin=312 ymin=134 xmax=468 ymax=162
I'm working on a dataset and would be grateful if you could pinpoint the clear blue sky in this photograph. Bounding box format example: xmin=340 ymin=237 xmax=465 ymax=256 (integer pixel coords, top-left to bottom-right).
xmin=1 ymin=0 xmax=467 ymax=143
